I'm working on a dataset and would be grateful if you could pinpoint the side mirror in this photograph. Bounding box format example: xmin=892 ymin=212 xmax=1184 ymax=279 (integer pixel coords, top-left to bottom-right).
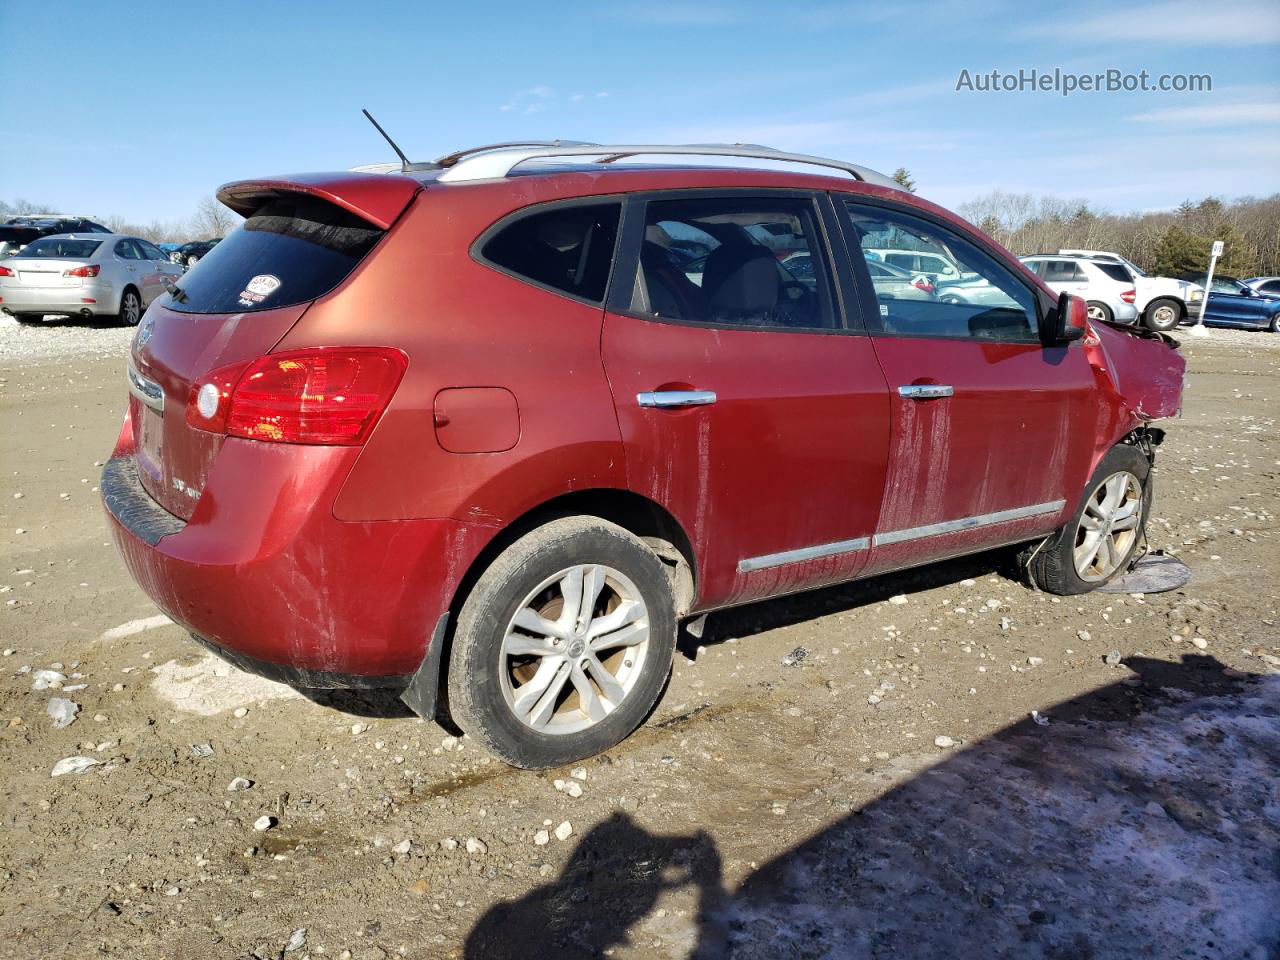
xmin=1044 ymin=291 xmax=1087 ymax=342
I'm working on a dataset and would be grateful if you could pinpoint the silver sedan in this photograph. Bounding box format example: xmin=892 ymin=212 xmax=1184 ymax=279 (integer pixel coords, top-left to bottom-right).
xmin=0 ymin=233 xmax=183 ymax=326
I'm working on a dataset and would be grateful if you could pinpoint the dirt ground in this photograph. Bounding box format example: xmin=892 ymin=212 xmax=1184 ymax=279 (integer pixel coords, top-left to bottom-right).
xmin=0 ymin=317 xmax=1277 ymax=960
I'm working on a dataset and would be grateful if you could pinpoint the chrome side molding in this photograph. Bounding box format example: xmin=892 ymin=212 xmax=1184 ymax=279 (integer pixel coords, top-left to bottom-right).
xmin=873 ymin=500 xmax=1064 ymax=546
xmin=738 ymin=537 xmax=870 ymax=573
xmin=737 ymin=500 xmax=1065 ymax=573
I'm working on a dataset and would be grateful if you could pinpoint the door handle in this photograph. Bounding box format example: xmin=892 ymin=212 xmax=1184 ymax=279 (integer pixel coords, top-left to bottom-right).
xmin=898 ymin=384 xmax=954 ymax=399
xmin=637 ymin=390 xmax=717 ymax=408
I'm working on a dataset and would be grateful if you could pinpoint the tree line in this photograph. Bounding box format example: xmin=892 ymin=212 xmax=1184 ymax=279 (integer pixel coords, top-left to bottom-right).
xmin=956 ymin=191 xmax=1280 ymax=280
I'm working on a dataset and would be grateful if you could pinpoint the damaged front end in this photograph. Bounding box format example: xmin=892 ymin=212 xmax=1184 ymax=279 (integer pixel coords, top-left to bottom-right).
xmin=1085 ymin=319 xmax=1187 ymax=425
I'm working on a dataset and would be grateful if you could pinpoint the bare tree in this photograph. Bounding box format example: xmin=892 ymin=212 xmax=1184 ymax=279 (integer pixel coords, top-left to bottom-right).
xmin=189 ymin=196 xmax=241 ymax=239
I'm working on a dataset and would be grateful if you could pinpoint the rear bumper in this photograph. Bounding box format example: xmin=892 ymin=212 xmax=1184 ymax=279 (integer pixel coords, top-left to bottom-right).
xmin=101 ymin=442 xmax=488 ymax=681
xmin=1113 ymin=303 xmax=1139 ymax=323
xmin=0 ymin=279 xmax=115 ymax=315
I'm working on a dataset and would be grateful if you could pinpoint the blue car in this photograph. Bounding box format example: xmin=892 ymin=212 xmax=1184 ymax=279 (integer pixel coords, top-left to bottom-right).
xmin=1183 ymin=276 xmax=1280 ymax=332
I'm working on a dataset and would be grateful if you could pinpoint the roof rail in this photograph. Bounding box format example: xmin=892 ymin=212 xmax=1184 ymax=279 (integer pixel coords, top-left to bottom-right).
xmin=433 ymin=143 xmax=902 ymax=189
xmin=437 ymin=140 xmax=600 ymax=167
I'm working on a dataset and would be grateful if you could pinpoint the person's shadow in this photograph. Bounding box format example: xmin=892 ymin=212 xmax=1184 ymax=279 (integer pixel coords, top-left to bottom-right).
xmin=464 ymin=654 xmax=1278 ymax=959
xmin=465 ymin=812 xmax=725 ymax=958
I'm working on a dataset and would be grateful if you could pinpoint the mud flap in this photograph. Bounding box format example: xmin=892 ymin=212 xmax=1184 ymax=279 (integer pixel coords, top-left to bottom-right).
xmin=399 ymin=612 xmax=450 ymax=721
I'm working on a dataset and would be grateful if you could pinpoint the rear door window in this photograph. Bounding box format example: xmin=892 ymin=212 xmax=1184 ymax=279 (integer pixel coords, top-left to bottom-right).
xmin=167 ymin=196 xmax=383 ymax=314
xmin=137 ymin=240 xmax=168 ymax=261
xmin=630 ymin=196 xmax=836 ymax=330
xmin=480 ymin=202 xmax=620 ymax=304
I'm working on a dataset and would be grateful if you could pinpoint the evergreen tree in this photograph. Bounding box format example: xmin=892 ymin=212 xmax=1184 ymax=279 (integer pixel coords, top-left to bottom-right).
xmin=891 ymin=168 xmax=917 ymax=193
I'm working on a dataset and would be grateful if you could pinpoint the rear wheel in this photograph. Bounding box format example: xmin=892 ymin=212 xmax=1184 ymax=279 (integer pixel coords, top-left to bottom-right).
xmin=1086 ymin=301 xmax=1113 ymax=324
xmin=117 ymin=289 xmax=142 ymax=327
xmin=1270 ymin=313 xmax=1279 ymax=333
xmin=1021 ymin=444 xmax=1151 ymax=595
xmin=447 ymin=516 xmax=677 ymax=769
xmin=186 ymin=254 xmax=200 ymax=267
xmin=1144 ymin=297 xmax=1181 ymax=331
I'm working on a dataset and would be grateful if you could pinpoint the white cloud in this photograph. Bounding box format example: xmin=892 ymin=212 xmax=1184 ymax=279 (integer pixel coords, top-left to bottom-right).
xmin=596 ymin=91 xmax=610 ymax=99
xmin=499 ymin=86 xmax=556 ymax=113
xmin=570 ymin=93 xmax=585 ymax=103
xmin=1018 ymin=0 xmax=1280 ymax=46
xmin=1129 ymin=102 xmax=1280 ymax=126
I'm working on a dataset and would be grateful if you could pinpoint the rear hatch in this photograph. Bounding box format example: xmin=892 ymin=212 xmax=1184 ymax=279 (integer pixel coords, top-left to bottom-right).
xmin=127 ymin=174 xmax=420 ymax=520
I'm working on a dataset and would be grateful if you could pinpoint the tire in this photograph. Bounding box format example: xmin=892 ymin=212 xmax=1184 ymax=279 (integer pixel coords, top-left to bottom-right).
xmin=186 ymin=254 xmax=200 ymax=267
xmin=940 ymin=295 xmax=963 ymax=305
xmin=117 ymin=288 xmax=142 ymax=327
xmin=1022 ymin=444 xmax=1151 ymax=596
xmin=1086 ymin=301 xmax=1113 ymax=324
xmin=1270 ymin=313 xmax=1279 ymax=334
xmin=1144 ymin=297 xmax=1181 ymax=331
xmin=447 ymin=516 xmax=677 ymax=769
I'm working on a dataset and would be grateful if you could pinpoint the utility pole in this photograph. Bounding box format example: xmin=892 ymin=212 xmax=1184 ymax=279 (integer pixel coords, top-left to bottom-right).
xmin=1189 ymin=239 xmax=1222 ymax=338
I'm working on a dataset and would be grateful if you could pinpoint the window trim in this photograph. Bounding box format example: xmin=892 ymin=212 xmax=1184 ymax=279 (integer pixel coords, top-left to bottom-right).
xmin=831 ymin=193 xmax=1056 ymax=346
xmin=605 ymin=187 xmax=856 ymax=337
xmin=469 ymin=194 xmax=626 ymax=308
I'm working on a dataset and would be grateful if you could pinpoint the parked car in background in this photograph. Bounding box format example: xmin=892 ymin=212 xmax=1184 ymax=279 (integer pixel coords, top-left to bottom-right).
xmin=1019 ymin=255 xmax=1139 ymax=325
xmin=867 ymin=247 xmax=963 ymax=279
xmin=1056 ymin=249 xmax=1202 ymax=331
xmin=4 ymin=214 xmax=113 ymax=237
xmin=102 ymin=145 xmax=1188 ymax=769
xmin=0 ymin=225 xmax=41 ymax=259
xmin=1242 ymin=276 xmax=1280 ymax=296
xmin=170 ymin=238 xmax=221 ymax=267
xmin=1180 ymin=275 xmax=1280 ymax=332
xmin=0 ymin=234 xmax=182 ymax=326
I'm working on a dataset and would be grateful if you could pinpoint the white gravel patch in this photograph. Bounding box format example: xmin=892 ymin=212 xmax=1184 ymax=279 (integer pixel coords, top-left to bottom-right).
xmin=0 ymin=314 xmax=135 ymax=365
xmin=1178 ymin=325 xmax=1280 ymax=348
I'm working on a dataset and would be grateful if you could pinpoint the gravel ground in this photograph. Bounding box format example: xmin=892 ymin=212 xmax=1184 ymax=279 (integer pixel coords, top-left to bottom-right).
xmin=0 ymin=319 xmax=1277 ymax=960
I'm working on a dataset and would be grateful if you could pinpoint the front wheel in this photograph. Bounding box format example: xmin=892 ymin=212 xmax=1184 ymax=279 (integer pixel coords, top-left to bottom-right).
xmin=1144 ymin=297 xmax=1181 ymax=331
xmin=1270 ymin=313 xmax=1280 ymax=333
xmin=1021 ymin=444 xmax=1151 ymax=595
xmin=447 ymin=516 xmax=677 ymax=769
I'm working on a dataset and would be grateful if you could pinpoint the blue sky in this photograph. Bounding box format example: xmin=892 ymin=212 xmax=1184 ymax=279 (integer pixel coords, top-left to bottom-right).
xmin=1 ymin=0 xmax=1277 ymax=223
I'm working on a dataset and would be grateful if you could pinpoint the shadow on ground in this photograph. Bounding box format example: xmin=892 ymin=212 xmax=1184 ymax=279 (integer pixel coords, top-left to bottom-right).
xmin=464 ymin=655 xmax=1280 ymax=959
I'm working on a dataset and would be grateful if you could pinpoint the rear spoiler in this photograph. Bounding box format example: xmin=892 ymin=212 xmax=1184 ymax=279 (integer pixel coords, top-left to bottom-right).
xmin=216 ymin=171 xmax=422 ymax=230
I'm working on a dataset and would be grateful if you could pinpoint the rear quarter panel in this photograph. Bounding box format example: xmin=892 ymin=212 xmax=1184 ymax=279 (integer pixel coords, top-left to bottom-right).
xmin=283 ymin=184 xmax=628 ymax=525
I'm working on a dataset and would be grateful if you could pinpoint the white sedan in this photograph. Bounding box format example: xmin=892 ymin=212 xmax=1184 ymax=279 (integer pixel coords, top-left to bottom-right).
xmin=0 ymin=233 xmax=183 ymax=326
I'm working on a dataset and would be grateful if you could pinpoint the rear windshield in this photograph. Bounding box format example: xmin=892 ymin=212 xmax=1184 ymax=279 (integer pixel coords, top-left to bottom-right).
xmin=166 ymin=197 xmax=383 ymax=314
xmin=14 ymin=237 xmax=103 ymax=259
xmin=1095 ymin=262 xmax=1132 ymax=283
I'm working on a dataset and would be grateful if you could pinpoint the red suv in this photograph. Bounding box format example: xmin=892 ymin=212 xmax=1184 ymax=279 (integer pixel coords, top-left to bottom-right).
xmin=103 ymin=144 xmax=1186 ymax=768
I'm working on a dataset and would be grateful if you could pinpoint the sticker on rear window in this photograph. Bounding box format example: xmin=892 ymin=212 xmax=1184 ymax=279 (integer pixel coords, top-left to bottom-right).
xmin=237 ymin=274 xmax=282 ymax=307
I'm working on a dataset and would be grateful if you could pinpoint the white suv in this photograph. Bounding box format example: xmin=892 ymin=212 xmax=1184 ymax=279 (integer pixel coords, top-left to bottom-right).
xmin=1019 ymin=255 xmax=1139 ymax=325
xmin=1057 ymin=249 xmax=1203 ymax=331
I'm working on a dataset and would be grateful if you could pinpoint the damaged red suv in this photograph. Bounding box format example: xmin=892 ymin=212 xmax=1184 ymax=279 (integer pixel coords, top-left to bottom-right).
xmin=103 ymin=144 xmax=1186 ymax=768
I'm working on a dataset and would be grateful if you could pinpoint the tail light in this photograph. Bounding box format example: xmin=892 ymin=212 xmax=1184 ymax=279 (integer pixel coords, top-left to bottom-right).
xmin=1120 ymin=289 xmax=1136 ymax=304
xmin=186 ymin=347 xmax=407 ymax=446
xmin=914 ymin=278 xmax=935 ymax=294
xmin=64 ymin=264 xmax=100 ymax=278
xmin=0 ymin=266 xmax=13 ymax=277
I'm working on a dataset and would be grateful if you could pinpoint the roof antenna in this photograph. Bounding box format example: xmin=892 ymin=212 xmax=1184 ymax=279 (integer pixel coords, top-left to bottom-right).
xmin=361 ymin=109 xmax=438 ymax=172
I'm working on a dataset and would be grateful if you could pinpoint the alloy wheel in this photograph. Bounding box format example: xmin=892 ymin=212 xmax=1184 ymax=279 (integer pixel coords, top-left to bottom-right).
xmin=1149 ymin=304 xmax=1177 ymax=328
xmin=121 ymin=293 xmax=141 ymax=326
xmin=1073 ymin=471 xmax=1143 ymax=581
xmin=499 ymin=564 xmax=651 ymax=735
